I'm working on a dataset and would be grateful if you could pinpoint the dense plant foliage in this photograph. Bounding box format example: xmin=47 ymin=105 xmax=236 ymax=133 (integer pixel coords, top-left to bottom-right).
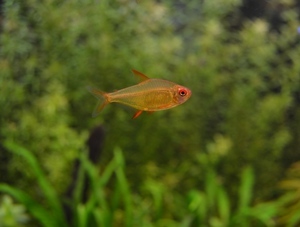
xmin=0 ymin=0 xmax=300 ymax=226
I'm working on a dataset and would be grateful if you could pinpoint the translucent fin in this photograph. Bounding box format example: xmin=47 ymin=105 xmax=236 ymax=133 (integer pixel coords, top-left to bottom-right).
xmin=132 ymin=69 xmax=150 ymax=83
xmin=132 ymin=110 xmax=143 ymax=119
xmin=87 ymin=86 xmax=109 ymax=117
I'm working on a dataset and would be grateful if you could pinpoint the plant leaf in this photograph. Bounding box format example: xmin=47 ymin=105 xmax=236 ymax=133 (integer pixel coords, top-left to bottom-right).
xmin=3 ymin=141 xmax=67 ymax=227
xmin=0 ymin=184 xmax=56 ymax=227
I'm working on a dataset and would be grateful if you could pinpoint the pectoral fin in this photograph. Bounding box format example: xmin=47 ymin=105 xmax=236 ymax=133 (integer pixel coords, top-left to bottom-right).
xmin=132 ymin=69 xmax=150 ymax=82
xmin=132 ymin=110 xmax=143 ymax=119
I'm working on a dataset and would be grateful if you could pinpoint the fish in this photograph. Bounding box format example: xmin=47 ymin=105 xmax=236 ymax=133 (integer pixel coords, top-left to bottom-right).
xmin=87 ymin=69 xmax=192 ymax=119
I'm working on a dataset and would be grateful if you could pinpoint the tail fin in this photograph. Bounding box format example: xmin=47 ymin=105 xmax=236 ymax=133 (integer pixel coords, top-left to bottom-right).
xmin=87 ymin=86 xmax=109 ymax=117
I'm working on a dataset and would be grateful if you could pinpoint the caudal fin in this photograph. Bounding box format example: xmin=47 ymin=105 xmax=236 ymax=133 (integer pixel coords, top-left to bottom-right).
xmin=87 ymin=86 xmax=109 ymax=117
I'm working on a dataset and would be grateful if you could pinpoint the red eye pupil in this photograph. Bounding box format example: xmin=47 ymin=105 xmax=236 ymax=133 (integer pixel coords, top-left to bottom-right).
xmin=179 ymin=89 xmax=187 ymax=96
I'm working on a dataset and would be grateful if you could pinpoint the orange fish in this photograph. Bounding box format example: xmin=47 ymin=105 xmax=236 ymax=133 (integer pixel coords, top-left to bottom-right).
xmin=87 ymin=69 xmax=192 ymax=119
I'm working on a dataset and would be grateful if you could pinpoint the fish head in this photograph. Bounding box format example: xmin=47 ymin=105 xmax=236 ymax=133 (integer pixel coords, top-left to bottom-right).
xmin=173 ymin=85 xmax=192 ymax=104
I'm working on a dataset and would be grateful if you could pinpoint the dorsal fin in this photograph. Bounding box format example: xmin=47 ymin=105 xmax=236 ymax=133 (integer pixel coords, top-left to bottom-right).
xmin=132 ymin=69 xmax=150 ymax=82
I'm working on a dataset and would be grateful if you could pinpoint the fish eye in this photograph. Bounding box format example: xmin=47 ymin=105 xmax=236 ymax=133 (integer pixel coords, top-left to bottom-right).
xmin=178 ymin=88 xmax=187 ymax=97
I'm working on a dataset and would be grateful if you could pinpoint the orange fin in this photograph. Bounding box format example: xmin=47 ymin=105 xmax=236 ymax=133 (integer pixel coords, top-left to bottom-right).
xmin=132 ymin=110 xmax=143 ymax=119
xmin=132 ymin=69 xmax=149 ymax=82
xmin=87 ymin=86 xmax=109 ymax=117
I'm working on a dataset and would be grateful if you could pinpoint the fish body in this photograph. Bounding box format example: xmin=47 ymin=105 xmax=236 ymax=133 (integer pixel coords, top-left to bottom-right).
xmin=88 ymin=70 xmax=191 ymax=118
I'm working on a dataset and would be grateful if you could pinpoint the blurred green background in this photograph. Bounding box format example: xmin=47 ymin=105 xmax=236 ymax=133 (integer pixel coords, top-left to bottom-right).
xmin=0 ymin=0 xmax=300 ymax=226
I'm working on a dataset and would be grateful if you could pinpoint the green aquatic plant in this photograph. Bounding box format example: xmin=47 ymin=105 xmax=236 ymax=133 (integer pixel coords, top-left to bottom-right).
xmin=0 ymin=141 xmax=133 ymax=227
xmin=277 ymin=161 xmax=300 ymax=227
xmin=186 ymin=164 xmax=281 ymax=227
xmin=0 ymin=140 xmax=295 ymax=227
xmin=184 ymin=140 xmax=282 ymax=227
xmin=1 ymin=0 xmax=300 ymax=226
xmin=0 ymin=141 xmax=69 ymax=227
xmin=0 ymin=195 xmax=29 ymax=226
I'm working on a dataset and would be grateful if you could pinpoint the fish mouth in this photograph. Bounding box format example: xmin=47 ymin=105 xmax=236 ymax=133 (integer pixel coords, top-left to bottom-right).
xmin=184 ymin=88 xmax=192 ymax=100
xmin=187 ymin=88 xmax=192 ymax=97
